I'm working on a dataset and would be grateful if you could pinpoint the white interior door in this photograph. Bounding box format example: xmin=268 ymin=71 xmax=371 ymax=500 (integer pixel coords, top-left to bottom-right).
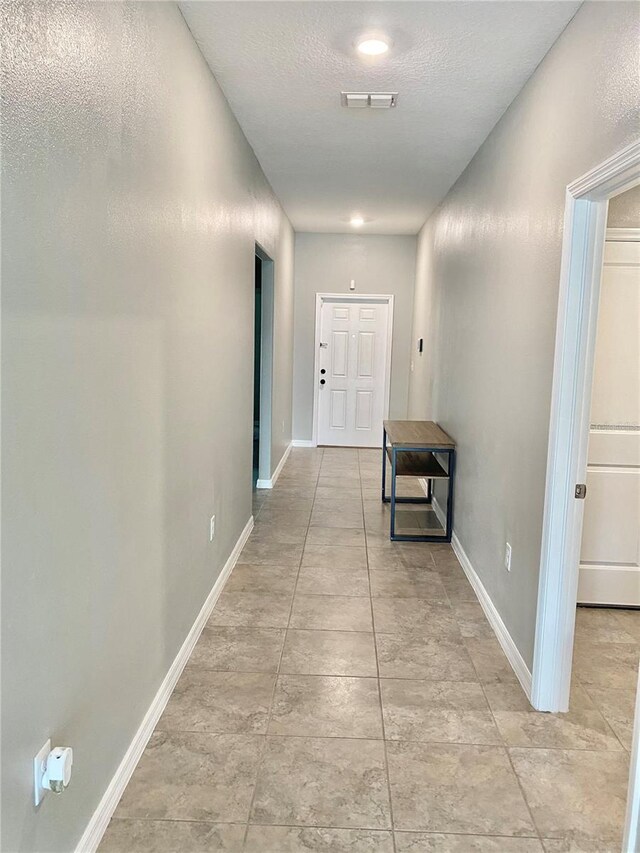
xmin=578 ymin=237 xmax=640 ymax=605
xmin=316 ymin=297 xmax=391 ymax=448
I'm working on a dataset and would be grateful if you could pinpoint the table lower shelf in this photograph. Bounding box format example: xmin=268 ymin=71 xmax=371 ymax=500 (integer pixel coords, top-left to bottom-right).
xmin=390 ymin=505 xmax=446 ymax=538
xmin=385 ymin=447 xmax=450 ymax=479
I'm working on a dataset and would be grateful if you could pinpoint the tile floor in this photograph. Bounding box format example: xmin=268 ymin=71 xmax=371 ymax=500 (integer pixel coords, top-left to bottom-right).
xmin=101 ymin=447 xmax=638 ymax=852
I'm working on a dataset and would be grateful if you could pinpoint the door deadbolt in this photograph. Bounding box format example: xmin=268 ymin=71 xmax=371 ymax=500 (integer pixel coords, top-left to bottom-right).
xmin=320 ymin=369 xmax=326 ymax=374
xmin=320 ymin=379 xmax=326 ymax=385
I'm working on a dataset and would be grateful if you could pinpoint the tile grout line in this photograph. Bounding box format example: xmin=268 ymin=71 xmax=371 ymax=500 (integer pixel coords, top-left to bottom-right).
xmin=466 ymin=640 xmax=544 ymax=844
xmin=503 ymin=743 xmax=545 ymax=845
xmin=151 ymin=728 xmax=638 ymax=752
xmin=107 ymin=810 xmax=548 ymax=841
xmin=241 ymin=448 xmax=324 ymax=845
xmin=578 ymin=677 xmax=630 ymax=753
xmin=359 ymin=448 xmax=397 ymax=853
xmin=106 ymin=814 xmax=543 ymax=840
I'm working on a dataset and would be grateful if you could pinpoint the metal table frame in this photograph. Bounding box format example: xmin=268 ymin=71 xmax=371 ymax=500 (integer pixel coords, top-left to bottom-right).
xmin=381 ymin=424 xmax=455 ymax=542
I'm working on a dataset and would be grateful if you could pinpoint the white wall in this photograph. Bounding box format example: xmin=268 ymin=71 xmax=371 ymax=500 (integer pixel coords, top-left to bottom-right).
xmin=1 ymin=3 xmax=293 ymax=851
xmin=407 ymin=0 xmax=640 ymax=669
xmin=609 ymin=183 xmax=640 ymax=228
xmin=293 ymin=233 xmax=417 ymax=442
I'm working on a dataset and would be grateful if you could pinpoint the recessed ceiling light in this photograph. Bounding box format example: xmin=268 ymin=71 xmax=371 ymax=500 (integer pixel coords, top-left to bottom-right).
xmin=350 ymin=215 xmax=365 ymax=227
xmin=357 ymin=37 xmax=389 ymax=56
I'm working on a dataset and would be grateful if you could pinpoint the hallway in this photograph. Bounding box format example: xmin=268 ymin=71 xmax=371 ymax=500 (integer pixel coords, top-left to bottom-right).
xmin=3 ymin=2 xmax=640 ymax=849
xmin=100 ymin=448 xmax=633 ymax=852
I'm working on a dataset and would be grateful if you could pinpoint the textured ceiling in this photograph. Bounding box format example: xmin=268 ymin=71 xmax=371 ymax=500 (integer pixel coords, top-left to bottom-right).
xmin=180 ymin=1 xmax=581 ymax=234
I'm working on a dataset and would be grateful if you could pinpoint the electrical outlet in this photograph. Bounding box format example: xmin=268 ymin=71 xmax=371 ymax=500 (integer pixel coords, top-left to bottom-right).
xmin=34 ymin=739 xmax=51 ymax=806
xmin=209 ymin=515 xmax=216 ymax=541
xmin=505 ymin=542 xmax=512 ymax=572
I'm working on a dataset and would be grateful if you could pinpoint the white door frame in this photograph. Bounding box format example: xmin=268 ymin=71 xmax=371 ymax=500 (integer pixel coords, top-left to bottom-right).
xmin=255 ymin=243 xmax=274 ymax=488
xmin=532 ymin=137 xmax=640 ymax=714
xmin=311 ymin=293 xmax=394 ymax=448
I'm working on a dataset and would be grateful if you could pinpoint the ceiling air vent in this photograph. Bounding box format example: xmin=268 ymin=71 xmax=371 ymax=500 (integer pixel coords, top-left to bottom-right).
xmin=341 ymin=92 xmax=398 ymax=109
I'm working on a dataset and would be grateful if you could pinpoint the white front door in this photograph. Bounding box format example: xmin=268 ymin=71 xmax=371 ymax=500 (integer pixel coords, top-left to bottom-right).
xmin=578 ymin=237 xmax=640 ymax=605
xmin=316 ymin=297 xmax=391 ymax=448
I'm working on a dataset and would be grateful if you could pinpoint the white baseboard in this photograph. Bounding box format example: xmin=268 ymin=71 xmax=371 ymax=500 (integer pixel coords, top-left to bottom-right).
xmin=450 ymin=530 xmax=533 ymax=700
xmin=256 ymin=441 xmax=292 ymax=489
xmin=292 ymin=439 xmax=316 ymax=448
xmin=76 ymin=515 xmax=254 ymax=853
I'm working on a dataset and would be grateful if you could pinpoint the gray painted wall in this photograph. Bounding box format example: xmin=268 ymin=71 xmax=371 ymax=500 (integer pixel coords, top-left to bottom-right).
xmin=293 ymin=233 xmax=417 ymax=442
xmin=1 ymin=3 xmax=293 ymax=851
xmin=407 ymin=0 xmax=639 ymax=669
xmin=608 ymin=183 xmax=640 ymax=228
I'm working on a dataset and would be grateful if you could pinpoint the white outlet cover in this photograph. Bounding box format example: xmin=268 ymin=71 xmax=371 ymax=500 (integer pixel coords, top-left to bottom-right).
xmin=34 ymin=739 xmax=51 ymax=806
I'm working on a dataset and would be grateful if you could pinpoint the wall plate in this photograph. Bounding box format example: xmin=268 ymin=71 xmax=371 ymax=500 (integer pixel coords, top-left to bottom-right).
xmin=34 ymin=739 xmax=51 ymax=806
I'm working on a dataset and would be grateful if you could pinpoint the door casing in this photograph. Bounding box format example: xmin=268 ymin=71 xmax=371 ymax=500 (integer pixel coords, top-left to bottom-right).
xmin=311 ymin=292 xmax=394 ymax=448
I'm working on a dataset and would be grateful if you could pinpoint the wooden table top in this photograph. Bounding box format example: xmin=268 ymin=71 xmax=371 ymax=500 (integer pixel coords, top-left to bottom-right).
xmin=384 ymin=420 xmax=455 ymax=449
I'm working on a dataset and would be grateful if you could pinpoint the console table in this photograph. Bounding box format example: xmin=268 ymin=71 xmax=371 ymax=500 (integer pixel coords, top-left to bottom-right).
xmin=382 ymin=420 xmax=456 ymax=542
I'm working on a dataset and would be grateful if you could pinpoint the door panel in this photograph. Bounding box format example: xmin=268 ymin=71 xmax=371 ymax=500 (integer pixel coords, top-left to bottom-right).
xmin=355 ymin=390 xmax=373 ymax=431
xmin=581 ymin=469 xmax=639 ymax=564
xmin=331 ymin=331 xmax=349 ymax=377
xmin=330 ymin=389 xmax=347 ymax=430
xmin=357 ymin=332 xmax=375 ymax=378
xmin=588 ymin=431 xmax=640 ymax=467
xmin=578 ymin=238 xmax=640 ymax=605
xmin=317 ymin=298 xmax=391 ymax=447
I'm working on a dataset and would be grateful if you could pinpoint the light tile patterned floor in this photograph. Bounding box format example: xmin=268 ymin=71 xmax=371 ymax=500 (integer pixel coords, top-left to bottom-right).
xmin=101 ymin=447 xmax=637 ymax=853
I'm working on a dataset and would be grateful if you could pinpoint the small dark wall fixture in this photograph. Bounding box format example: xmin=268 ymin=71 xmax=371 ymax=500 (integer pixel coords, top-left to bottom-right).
xmin=418 ymin=338 xmax=423 ymax=354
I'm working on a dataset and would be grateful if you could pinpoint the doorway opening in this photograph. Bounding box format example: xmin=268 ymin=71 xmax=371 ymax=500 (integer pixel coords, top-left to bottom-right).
xmin=312 ymin=293 xmax=394 ymax=448
xmin=576 ymin=217 xmax=640 ymax=607
xmin=530 ymin=142 xmax=640 ymax=851
xmin=253 ymin=254 xmax=262 ymax=486
xmin=253 ymin=244 xmax=274 ymax=489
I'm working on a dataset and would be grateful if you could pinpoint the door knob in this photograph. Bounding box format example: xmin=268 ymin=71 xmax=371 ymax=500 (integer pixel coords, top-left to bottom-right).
xmin=320 ymin=379 xmax=326 ymax=385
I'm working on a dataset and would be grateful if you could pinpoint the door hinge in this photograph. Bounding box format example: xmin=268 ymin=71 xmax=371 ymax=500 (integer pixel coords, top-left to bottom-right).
xmin=319 ymin=342 xmax=328 ymax=349
xmin=575 ymin=483 xmax=587 ymax=499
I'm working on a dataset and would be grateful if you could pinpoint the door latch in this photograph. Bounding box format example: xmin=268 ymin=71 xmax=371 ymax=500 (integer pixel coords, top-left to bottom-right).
xmin=319 ymin=342 xmax=328 ymax=349
xmin=575 ymin=484 xmax=587 ymax=499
